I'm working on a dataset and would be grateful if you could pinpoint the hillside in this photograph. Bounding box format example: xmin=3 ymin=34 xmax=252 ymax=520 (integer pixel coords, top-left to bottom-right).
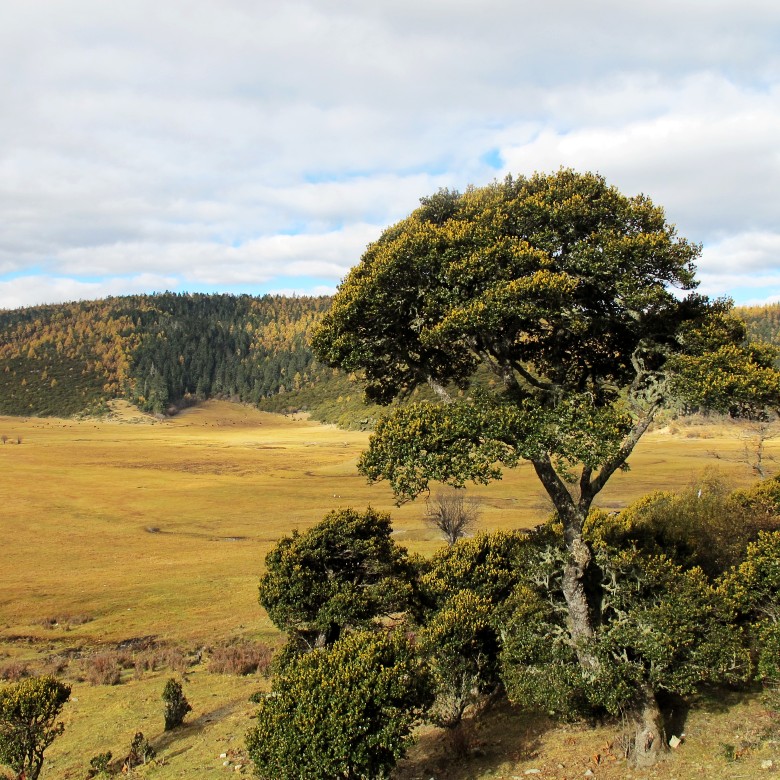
xmin=0 ymin=294 xmax=777 ymax=425
xmin=0 ymin=293 xmax=380 ymax=423
xmin=738 ymin=302 xmax=780 ymax=347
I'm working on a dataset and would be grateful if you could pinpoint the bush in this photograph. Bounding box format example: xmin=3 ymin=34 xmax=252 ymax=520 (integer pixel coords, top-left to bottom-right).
xmin=88 ymin=751 xmax=113 ymax=777
xmin=586 ymin=472 xmax=780 ymax=578
xmin=0 ymin=662 xmax=30 ymax=682
xmin=246 ymin=631 xmax=432 ymax=780
xmin=418 ymin=590 xmax=500 ymax=729
xmin=125 ymin=732 xmax=155 ymax=769
xmin=258 ymin=507 xmax=416 ymax=648
xmin=0 ymin=675 xmax=71 ymax=780
xmin=208 ymin=641 xmax=273 ymax=676
xmin=720 ymin=530 xmax=780 ymax=683
xmin=162 ymin=678 xmax=191 ymax=731
xmin=84 ymin=653 xmax=123 ymax=685
xmin=420 ymin=529 xmax=528 ymax=613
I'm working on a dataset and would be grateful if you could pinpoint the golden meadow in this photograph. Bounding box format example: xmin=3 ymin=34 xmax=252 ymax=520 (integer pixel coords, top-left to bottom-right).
xmin=1 ymin=400 xmax=777 ymax=778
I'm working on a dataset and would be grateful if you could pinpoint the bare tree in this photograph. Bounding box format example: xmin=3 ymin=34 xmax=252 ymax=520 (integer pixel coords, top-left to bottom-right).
xmin=710 ymin=414 xmax=779 ymax=479
xmin=425 ymin=489 xmax=481 ymax=545
xmin=743 ymin=415 xmax=779 ymax=479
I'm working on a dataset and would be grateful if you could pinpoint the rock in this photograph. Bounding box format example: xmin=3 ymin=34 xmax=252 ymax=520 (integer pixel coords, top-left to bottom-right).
xmin=524 ymin=771 xmax=541 ymax=776
xmin=584 ymin=771 xmax=595 ymax=777
xmin=761 ymin=759 xmax=774 ymax=770
xmin=220 ymin=752 xmax=227 ymax=758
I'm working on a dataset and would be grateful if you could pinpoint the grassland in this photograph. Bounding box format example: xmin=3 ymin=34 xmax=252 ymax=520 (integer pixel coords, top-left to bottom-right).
xmin=1 ymin=400 xmax=778 ymax=778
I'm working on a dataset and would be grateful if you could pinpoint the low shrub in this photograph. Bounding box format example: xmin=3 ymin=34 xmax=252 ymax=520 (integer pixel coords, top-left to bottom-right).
xmin=0 ymin=662 xmax=30 ymax=682
xmin=208 ymin=641 xmax=273 ymax=676
xmin=162 ymin=678 xmax=191 ymax=731
xmin=124 ymin=732 xmax=155 ymax=769
xmin=87 ymin=751 xmax=113 ymax=777
xmin=84 ymin=653 xmax=123 ymax=686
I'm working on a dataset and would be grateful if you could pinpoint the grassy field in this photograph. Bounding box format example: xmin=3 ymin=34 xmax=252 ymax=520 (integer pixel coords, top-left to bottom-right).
xmin=0 ymin=400 xmax=778 ymax=778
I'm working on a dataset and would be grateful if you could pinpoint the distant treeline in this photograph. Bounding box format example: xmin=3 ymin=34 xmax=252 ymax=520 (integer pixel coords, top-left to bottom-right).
xmin=0 ymin=294 xmax=776 ymax=423
xmin=739 ymin=302 xmax=780 ymax=347
xmin=0 ymin=293 xmax=344 ymax=419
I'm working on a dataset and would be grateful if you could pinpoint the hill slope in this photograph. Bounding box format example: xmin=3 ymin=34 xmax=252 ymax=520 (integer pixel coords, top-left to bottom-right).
xmin=0 ymin=295 xmax=777 ymax=424
xmin=0 ymin=293 xmax=370 ymax=421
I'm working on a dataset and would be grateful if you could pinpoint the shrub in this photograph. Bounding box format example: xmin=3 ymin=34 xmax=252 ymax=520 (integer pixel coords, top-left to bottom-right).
xmin=208 ymin=641 xmax=273 ymax=676
xmin=88 ymin=751 xmax=113 ymax=777
xmin=162 ymin=678 xmax=191 ymax=731
xmin=420 ymin=529 xmax=529 ymax=615
xmin=84 ymin=653 xmax=122 ymax=685
xmin=125 ymin=732 xmax=155 ymax=769
xmin=246 ymin=631 xmax=432 ymax=780
xmin=259 ymin=507 xmax=416 ymax=648
xmin=418 ymin=590 xmax=500 ymax=729
xmin=0 ymin=662 xmax=30 ymax=682
xmin=720 ymin=530 xmax=780 ymax=683
xmin=0 ymin=675 xmax=71 ymax=780
xmin=587 ymin=472 xmax=780 ymax=578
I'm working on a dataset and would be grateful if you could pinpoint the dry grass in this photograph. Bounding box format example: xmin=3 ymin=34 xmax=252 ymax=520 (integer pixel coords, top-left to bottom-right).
xmin=1 ymin=401 xmax=778 ymax=778
xmin=395 ymin=691 xmax=780 ymax=780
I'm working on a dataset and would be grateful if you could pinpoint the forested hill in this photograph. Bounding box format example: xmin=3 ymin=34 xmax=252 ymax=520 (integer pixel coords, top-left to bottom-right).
xmin=0 ymin=294 xmax=777 ymax=423
xmin=0 ymin=293 xmax=346 ymax=419
xmin=738 ymin=302 xmax=780 ymax=347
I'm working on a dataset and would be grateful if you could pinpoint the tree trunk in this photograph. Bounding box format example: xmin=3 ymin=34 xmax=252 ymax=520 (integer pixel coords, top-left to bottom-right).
xmin=315 ymin=622 xmax=341 ymax=648
xmin=631 ymin=682 xmax=666 ymax=767
xmin=561 ymin=535 xmax=599 ymax=671
xmin=532 ymin=457 xmax=599 ymax=670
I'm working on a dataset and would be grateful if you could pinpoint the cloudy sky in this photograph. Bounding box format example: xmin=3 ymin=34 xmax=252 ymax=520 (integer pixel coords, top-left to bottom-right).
xmin=1 ymin=1 xmax=778 ymax=310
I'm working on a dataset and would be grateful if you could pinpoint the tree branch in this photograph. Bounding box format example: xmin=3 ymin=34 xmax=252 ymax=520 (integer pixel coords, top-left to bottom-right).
xmin=587 ymin=404 xmax=659 ymax=500
xmin=426 ymin=376 xmax=453 ymax=403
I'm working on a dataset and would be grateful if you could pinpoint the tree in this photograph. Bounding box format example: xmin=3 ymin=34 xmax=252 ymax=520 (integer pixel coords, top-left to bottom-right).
xmin=246 ymin=631 xmax=432 ymax=780
xmin=417 ymin=590 xmax=499 ymax=733
xmin=721 ymin=530 xmax=780 ymax=684
xmin=0 ymin=675 xmax=71 ymax=780
xmin=161 ymin=678 xmax=191 ymax=731
xmin=501 ymin=541 xmax=749 ymax=765
xmin=258 ymin=507 xmax=415 ymax=650
xmin=425 ymin=488 xmax=480 ymax=544
xmin=312 ymin=169 xmax=780 ymax=760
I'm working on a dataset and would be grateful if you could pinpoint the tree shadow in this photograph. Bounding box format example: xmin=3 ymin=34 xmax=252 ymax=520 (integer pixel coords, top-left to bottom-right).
xmin=150 ymin=699 xmax=244 ymax=754
xmin=393 ymin=701 xmax=549 ymax=780
xmin=658 ymin=691 xmax=691 ymax=740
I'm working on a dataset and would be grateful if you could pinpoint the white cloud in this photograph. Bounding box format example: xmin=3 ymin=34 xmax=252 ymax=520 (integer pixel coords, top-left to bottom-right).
xmin=0 ymin=1 xmax=779 ymax=306
xmin=0 ymin=274 xmax=179 ymax=311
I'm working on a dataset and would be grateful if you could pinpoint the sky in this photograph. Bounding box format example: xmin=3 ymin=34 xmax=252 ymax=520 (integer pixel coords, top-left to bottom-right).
xmin=1 ymin=0 xmax=779 ymax=310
